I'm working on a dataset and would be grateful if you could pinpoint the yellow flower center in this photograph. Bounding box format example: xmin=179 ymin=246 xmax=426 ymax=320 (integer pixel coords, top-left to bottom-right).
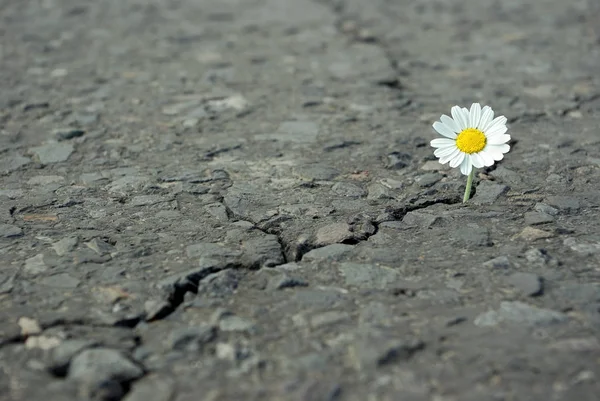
xmin=456 ymin=128 xmax=486 ymax=154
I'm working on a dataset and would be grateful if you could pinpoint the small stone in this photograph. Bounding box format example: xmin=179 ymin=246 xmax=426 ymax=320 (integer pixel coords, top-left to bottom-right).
xmin=534 ymin=203 xmax=558 ymax=216
xmin=52 ymin=236 xmax=79 ymax=256
xmin=293 ymin=164 xmax=341 ymax=181
xmin=218 ymin=315 xmax=258 ymax=334
xmin=514 ymin=227 xmax=554 ymax=241
xmin=350 ymin=333 xmax=424 ymax=370
xmin=29 ymin=142 xmax=74 ymax=164
xmin=257 ymin=121 xmax=319 ymax=143
xmin=0 ymin=155 xmax=31 ymax=173
xmin=85 ymin=238 xmax=114 ymax=256
xmin=482 ymin=256 xmax=511 ymax=269
xmin=545 ymin=196 xmax=580 ymax=212
xmin=168 ymin=325 xmax=216 ymax=351
xmin=204 ymin=203 xmax=229 ymax=221
xmin=0 ymin=273 xmax=15 ymax=294
xmin=242 ymin=235 xmax=285 ymax=268
xmin=563 ymin=238 xmax=600 ymax=255
xmin=338 ymin=263 xmax=400 ymax=289
xmin=24 ymin=254 xmax=49 ymax=274
xmin=386 ymin=152 xmax=411 ymax=169
xmin=27 ymin=175 xmax=65 ymax=185
xmin=490 ymin=166 xmax=521 ymax=184
xmin=472 ymin=181 xmax=509 ymax=204
xmin=144 ymin=300 xmax=172 ymax=321
xmin=367 ymin=183 xmax=393 ymax=200
xmin=505 ymin=272 xmax=543 ymax=296
xmin=455 ymin=224 xmax=491 ymax=247
xmin=266 ymin=274 xmax=308 ymax=290
xmin=524 ymin=211 xmax=554 ymax=225
xmin=40 ymin=273 xmax=81 ymax=288
xmin=402 ymin=210 xmax=441 ymax=228
xmin=52 ymin=128 xmax=85 ymax=141
xmin=524 ymin=248 xmax=555 ymax=266
xmin=0 ymin=224 xmax=23 ymax=238
xmin=415 ymin=173 xmax=441 ymax=187
xmin=122 ymin=374 xmax=175 ymax=401
xmin=47 ymin=340 xmax=97 ymax=375
xmin=18 ymin=317 xmax=42 ymax=336
xmin=106 ymin=176 xmax=151 ymax=195
xmin=186 ymin=242 xmax=241 ymax=261
xmin=69 ymin=348 xmax=144 ymax=383
xmin=310 ymin=311 xmax=351 ymax=328
xmin=421 ymin=160 xmax=450 ymax=171
xmin=331 ymin=182 xmax=367 ymax=197
xmin=302 ymin=244 xmax=354 ymax=262
xmin=314 ymin=223 xmax=353 ymax=246
xmin=474 ymin=301 xmax=567 ymax=327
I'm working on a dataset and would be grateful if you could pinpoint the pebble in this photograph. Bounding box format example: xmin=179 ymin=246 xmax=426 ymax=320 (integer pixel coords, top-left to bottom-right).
xmin=474 ymin=301 xmax=567 ymax=327
xmin=24 ymin=254 xmax=49 ymax=275
xmin=69 ymin=348 xmax=144 ymax=383
xmin=27 ymin=175 xmax=65 ymax=185
xmin=505 ymin=272 xmax=543 ymax=296
xmin=52 ymin=236 xmax=79 ymax=256
xmin=85 ymin=238 xmax=114 ymax=256
xmin=402 ymin=210 xmax=441 ymax=229
xmin=144 ymin=300 xmax=172 ymax=321
xmin=482 ymin=256 xmax=511 ymax=269
xmin=0 ymin=155 xmax=31 ymax=173
xmin=514 ymin=227 xmax=554 ymax=241
xmin=106 ymin=176 xmax=151 ymax=195
xmin=563 ymin=238 xmax=600 ymax=255
xmin=18 ymin=317 xmax=42 ymax=336
xmin=331 ymin=182 xmax=367 ymax=197
xmin=524 ymin=211 xmax=554 ymax=225
xmin=386 ymin=152 xmax=411 ymax=169
xmin=204 ymin=203 xmax=229 ymax=221
xmin=122 ymin=374 xmax=175 ymax=401
xmin=256 ymin=121 xmax=319 ymax=143
xmin=421 ymin=160 xmax=450 ymax=171
xmin=545 ymin=196 xmax=580 ymax=212
xmin=0 ymin=224 xmax=23 ymax=238
xmin=338 ymin=263 xmax=400 ymax=289
xmin=314 ymin=223 xmax=354 ymax=246
xmin=350 ymin=333 xmax=425 ymax=370
xmin=367 ymin=183 xmax=393 ymax=200
xmin=534 ymin=203 xmax=559 ymax=216
xmin=47 ymin=340 xmax=97 ymax=375
xmin=40 ymin=273 xmax=81 ymax=288
xmin=302 ymin=244 xmax=354 ymax=262
xmin=168 ymin=325 xmax=217 ymax=352
xmin=455 ymin=224 xmax=491 ymax=247
xmin=242 ymin=235 xmax=285 ymax=268
xmin=293 ymin=164 xmax=341 ymax=181
xmin=29 ymin=143 xmax=74 ymax=164
xmin=52 ymin=128 xmax=85 ymax=141
xmin=414 ymin=173 xmax=441 ymax=187
xmin=218 ymin=315 xmax=258 ymax=334
xmin=472 ymin=181 xmax=509 ymax=204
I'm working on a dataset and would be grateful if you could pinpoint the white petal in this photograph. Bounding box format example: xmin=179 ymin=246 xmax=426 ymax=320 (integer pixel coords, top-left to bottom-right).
xmin=487 ymin=134 xmax=511 ymax=145
xmin=478 ymin=151 xmax=495 ymax=167
xmin=471 ymin=153 xmax=485 ymax=168
xmin=440 ymin=148 xmax=460 ymax=164
xmin=485 ymin=116 xmax=507 ymax=134
xmin=449 ymin=152 xmax=465 ymax=168
xmin=451 ymin=106 xmax=468 ymax=130
xmin=489 ymin=143 xmax=510 ymax=154
xmin=431 ymin=138 xmax=456 ymax=148
xmin=440 ymin=114 xmax=460 ymax=133
xmin=435 ymin=146 xmax=458 ymax=158
xmin=460 ymin=154 xmax=473 ymax=175
xmin=486 ymin=124 xmax=508 ymax=137
xmin=433 ymin=122 xmax=457 ymax=139
xmin=469 ymin=103 xmax=481 ymax=128
xmin=478 ymin=106 xmax=494 ymax=130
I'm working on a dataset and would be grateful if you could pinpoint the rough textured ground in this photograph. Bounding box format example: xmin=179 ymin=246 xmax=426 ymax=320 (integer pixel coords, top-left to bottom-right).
xmin=1 ymin=0 xmax=600 ymax=400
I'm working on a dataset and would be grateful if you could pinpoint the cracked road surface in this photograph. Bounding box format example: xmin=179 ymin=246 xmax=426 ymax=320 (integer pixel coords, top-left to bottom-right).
xmin=1 ymin=0 xmax=600 ymax=400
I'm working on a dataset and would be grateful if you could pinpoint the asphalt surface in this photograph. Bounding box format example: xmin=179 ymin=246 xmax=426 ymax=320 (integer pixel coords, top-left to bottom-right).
xmin=1 ymin=0 xmax=600 ymax=400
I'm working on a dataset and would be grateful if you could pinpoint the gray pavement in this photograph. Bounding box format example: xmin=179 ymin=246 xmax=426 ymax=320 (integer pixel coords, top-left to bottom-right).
xmin=1 ymin=0 xmax=600 ymax=400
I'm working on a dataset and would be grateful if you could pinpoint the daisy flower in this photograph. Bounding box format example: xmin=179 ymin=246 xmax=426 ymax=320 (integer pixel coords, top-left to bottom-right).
xmin=430 ymin=103 xmax=511 ymax=202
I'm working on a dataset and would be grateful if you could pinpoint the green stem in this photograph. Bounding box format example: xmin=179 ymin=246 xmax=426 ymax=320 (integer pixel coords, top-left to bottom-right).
xmin=463 ymin=169 xmax=475 ymax=203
